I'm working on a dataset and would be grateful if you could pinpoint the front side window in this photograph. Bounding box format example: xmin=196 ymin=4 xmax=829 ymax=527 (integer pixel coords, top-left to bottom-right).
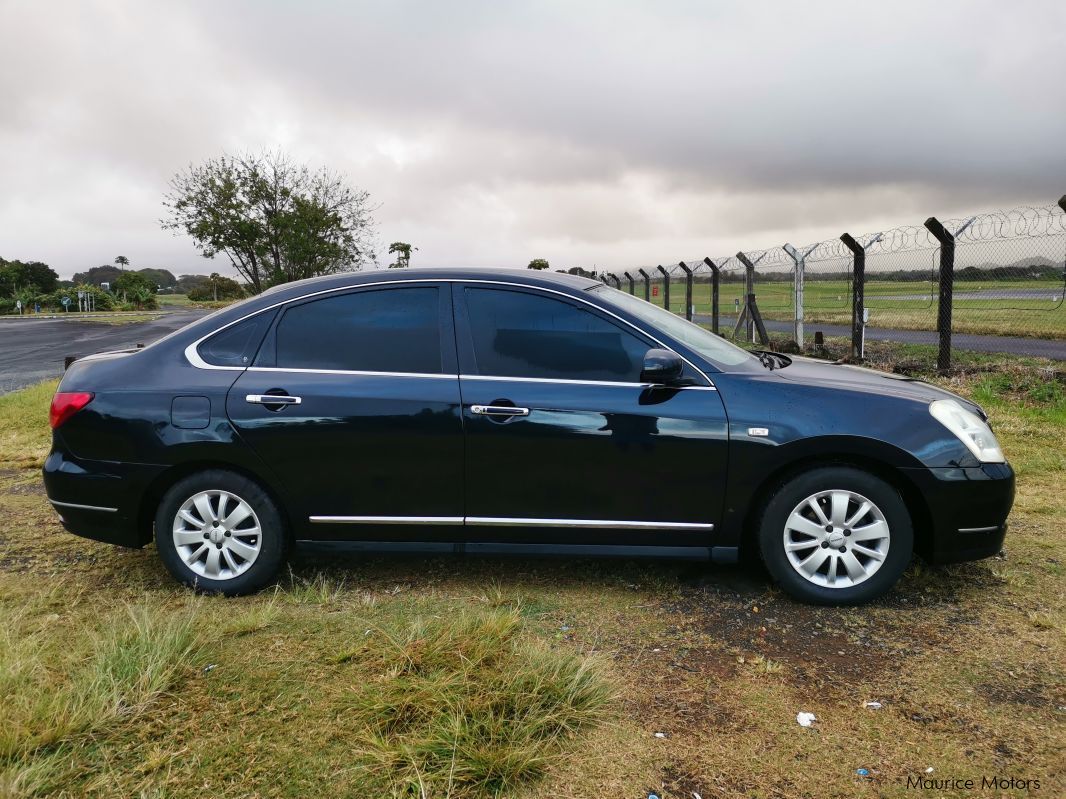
xmin=275 ymin=287 xmax=442 ymax=373
xmin=464 ymin=287 xmax=649 ymax=381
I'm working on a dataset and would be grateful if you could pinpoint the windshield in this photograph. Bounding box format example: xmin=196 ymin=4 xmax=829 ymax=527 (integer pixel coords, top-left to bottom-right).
xmin=590 ymin=285 xmax=759 ymax=369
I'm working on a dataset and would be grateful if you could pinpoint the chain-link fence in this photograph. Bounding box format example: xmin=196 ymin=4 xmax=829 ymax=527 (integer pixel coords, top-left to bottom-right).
xmin=598 ymin=196 xmax=1066 ymax=369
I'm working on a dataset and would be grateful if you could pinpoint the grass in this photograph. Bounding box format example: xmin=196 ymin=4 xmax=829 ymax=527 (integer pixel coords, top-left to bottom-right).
xmin=1 ymin=354 xmax=1064 ymax=797
xmin=646 ymin=277 xmax=1066 ymax=339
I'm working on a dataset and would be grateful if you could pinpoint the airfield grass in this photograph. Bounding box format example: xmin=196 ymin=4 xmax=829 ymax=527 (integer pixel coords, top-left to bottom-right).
xmin=0 ymin=362 xmax=1063 ymax=797
xmin=646 ymin=278 xmax=1066 ymax=339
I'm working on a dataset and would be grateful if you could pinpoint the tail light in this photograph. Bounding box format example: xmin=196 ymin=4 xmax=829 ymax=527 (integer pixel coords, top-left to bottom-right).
xmin=49 ymin=392 xmax=94 ymax=429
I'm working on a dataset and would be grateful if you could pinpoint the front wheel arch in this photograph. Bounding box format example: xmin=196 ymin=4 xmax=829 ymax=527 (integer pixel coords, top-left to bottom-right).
xmin=739 ymin=453 xmax=934 ymax=562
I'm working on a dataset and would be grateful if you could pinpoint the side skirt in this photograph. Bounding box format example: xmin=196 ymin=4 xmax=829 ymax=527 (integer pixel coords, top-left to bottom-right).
xmin=294 ymin=540 xmax=737 ymax=562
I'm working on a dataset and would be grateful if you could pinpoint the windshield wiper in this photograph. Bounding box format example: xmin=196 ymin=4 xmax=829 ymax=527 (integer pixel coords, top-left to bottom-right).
xmin=755 ymin=351 xmax=777 ymax=370
xmin=753 ymin=350 xmax=792 ymax=371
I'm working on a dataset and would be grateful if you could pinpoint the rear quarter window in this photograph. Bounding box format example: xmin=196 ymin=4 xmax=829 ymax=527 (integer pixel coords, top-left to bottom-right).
xmin=198 ymin=311 xmax=274 ymax=367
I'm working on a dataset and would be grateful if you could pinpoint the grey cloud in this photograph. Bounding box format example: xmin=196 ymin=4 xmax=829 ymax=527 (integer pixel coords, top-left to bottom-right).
xmin=1 ymin=0 xmax=1063 ymax=278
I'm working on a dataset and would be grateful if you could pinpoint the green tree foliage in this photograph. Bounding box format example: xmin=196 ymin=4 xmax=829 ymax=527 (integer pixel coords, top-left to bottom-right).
xmin=114 ymin=255 xmax=130 ymax=269
xmin=72 ymin=265 xmax=124 ymax=287
xmin=163 ymin=151 xmax=378 ymax=293
xmin=527 ymin=258 xmax=550 ymax=270
xmin=0 ymin=258 xmax=60 ymax=296
xmin=387 ymin=242 xmax=417 ymax=268
xmin=136 ymin=268 xmax=177 ymax=290
xmin=188 ymin=273 xmax=245 ymax=302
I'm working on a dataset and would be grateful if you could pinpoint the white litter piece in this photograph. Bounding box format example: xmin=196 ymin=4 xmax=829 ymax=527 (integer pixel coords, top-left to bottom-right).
xmin=654 ymin=732 xmax=667 ymax=739
xmin=863 ymin=701 xmax=883 ymax=709
xmin=925 ymin=767 xmax=935 ymax=774
xmin=796 ymin=712 xmax=817 ymax=727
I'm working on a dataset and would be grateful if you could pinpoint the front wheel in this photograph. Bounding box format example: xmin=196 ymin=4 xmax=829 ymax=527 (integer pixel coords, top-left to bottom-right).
xmin=155 ymin=470 xmax=287 ymax=595
xmin=758 ymin=466 xmax=913 ymax=605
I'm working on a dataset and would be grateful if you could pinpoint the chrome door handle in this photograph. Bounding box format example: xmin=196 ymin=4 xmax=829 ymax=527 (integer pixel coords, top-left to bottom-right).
xmin=246 ymin=394 xmax=302 ymax=405
xmin=470 ymin=404 xmax=529 ymax=417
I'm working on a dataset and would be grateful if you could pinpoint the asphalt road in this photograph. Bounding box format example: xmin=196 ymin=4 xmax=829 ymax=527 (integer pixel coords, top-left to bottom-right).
xmin=697 ymin=314 xmax=1066 ymax=360
xmin=0 ymin=310 xmax=211 ymax=394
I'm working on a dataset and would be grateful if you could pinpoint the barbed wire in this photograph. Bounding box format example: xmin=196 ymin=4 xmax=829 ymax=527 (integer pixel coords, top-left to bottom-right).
xmin=594 ymin=202 xmax=1066 ymax=277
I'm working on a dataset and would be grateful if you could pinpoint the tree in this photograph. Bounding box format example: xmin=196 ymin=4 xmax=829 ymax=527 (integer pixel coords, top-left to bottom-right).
xmin=113 ymin=271 xmax=158 ymax=306
xmin=163 ymin=151 xmax=378 ymax=293
xmin=188 ymin=273 xmax=244 ymax=302
xmin=114 ymin=255 xmax=130 ymax=270
xmin=527 ymin=258 xmax=550 ymax=270
xmin=136 ymin=268 xmax=177 ymax=291
xmin=0 ymin=258 xmax=59 ymax=296
xmin=387 ymin=242 xmax=417 ymax=269
xmin=72 ymin=265 xmax=123 ymax=287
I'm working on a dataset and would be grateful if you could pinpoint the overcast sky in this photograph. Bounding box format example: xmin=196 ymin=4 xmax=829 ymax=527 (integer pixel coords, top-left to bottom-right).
xmin=2 ymin=0 xmax=1064 ymax=279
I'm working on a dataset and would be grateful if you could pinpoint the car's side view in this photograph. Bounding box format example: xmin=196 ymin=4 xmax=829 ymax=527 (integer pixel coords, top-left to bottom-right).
xmin=43 ymin=268 xmax=1014 ymax=604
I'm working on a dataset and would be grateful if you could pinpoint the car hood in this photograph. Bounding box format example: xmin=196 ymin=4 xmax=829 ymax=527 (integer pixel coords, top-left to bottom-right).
xmin=773 ymin=356 xmax=980 ymax=413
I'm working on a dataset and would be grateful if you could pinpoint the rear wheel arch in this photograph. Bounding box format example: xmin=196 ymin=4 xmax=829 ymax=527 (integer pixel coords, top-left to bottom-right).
xmin=137 ymin=461 xmax=295 ymax=546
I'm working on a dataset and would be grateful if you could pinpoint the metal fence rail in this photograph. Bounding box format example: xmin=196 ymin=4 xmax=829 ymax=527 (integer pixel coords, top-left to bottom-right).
xmin=597 ymin=195 xmax=1066 ymax=370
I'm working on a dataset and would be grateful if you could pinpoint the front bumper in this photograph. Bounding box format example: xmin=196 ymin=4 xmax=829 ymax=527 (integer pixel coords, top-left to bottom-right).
xmin=42 ymin=442 xmax=164 ymax=548
xmin=901 ymin=462 xmax=1015 ymax=565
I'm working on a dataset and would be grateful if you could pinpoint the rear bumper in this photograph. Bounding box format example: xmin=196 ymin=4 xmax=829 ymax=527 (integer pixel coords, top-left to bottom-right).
xmin=901 ymin=462 xmax=1014 ymax=565
xmin=42 ymin=441 xmax=163 ymax=548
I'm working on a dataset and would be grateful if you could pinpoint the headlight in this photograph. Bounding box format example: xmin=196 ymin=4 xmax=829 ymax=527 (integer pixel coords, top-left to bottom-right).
xmin=929 ymin=399 xmax=1005 ymax=463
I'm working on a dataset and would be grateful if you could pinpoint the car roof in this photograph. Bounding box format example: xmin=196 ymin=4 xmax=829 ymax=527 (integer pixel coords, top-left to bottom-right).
xmin=259 ymin=267 xmax=601 ymax=301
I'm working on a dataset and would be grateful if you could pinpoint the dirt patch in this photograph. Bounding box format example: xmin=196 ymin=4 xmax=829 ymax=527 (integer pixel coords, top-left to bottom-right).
xmin=977 ymin=680 xmax=1064 ymax=709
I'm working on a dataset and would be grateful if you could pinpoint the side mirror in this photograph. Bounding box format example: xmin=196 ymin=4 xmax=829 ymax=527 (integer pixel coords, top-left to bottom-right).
xmin=640 ymin=348 xmax=684 ymax=385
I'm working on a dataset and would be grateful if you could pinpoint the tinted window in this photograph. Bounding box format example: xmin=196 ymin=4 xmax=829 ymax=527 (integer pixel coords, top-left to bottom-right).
xmin=276 ymin=287 xmax=442 ymax=373
xmin=464 ymin=288 xmax=649 ymax=381
xmin=199 ymin=312 xmax=272 ymax=367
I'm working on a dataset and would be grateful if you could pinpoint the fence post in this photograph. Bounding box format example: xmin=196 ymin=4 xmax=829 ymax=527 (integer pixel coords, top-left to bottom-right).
xmin=608 ymin=274 xmax=621 ymax=289
xmin=782 ymin=243 xmax=817 ymax=349
xmin=638 ymin=268 xmax=651 ymax=301
xmin=733 ymin=251 xmax=767 ymax=343
xmin=704 ymin=258 xmax=721 ymax=334
xmin=678 ymin=261 xmax=694 ymax=320
xmin=840 ymin=234 xmax=866 ymax=360
xmin=656 ymin=265 xmax=670 ymax=312
xmin=1058 ymin=194 xmax=1066 ymax=213
xmin=924 ymin=216 xmax=959 ymax=372
xmin=623 ymin=272 xmax=635 ymax=295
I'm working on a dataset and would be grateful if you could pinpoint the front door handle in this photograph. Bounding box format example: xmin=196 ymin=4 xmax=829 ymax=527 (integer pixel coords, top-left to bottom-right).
xmin=470 ymin=404 xmax=529 ymax=417
xmin=246 ymin=394 xmax=302 ymax=405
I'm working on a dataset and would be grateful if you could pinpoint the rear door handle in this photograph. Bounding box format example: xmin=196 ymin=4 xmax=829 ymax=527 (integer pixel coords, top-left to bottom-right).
xmin=470 ymin=404 xmax=529 ymax=417
xmin=246 ymin=394 xmax=302 ymax=405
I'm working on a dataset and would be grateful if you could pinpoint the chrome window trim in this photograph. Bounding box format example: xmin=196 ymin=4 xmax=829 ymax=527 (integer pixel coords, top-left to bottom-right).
xmin=309 ymin=515 xmax=464 ymax=525
xmin=461 ymin=374 xmax=716 ymax=390
xmin=307 ymin=515 xmax=713 ymax=531
xmin=49 ymin=499 xmax=119 ymax=513
xmin=248 ymin=366 xmax=458 ymax=380
xmin=183 ymin=278 xmax=715 ymax=387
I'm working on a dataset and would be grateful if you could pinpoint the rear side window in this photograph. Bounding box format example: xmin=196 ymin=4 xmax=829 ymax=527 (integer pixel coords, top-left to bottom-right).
xmin=463 ymin=287 xmax=649 ymax=381
xmin=198 ymin=312 xmax=273 ymax=367
xmin=275 ymin=287 xmax=442 ymax=373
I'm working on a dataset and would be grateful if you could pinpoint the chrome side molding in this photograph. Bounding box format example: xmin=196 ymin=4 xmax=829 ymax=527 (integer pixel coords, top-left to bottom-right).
xmin=308 ymin=515 xmax=713 ymax=530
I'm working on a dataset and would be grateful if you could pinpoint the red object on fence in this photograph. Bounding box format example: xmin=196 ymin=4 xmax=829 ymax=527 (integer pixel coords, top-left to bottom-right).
xmin=652 ymin=286 xmax=659 ymax=297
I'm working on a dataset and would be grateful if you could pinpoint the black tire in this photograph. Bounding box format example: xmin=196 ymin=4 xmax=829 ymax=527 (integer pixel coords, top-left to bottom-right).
xmin=757 ymin=466 xmax=913 ymax=605
xmin=155 ymin=469 xmax=287 ymax=596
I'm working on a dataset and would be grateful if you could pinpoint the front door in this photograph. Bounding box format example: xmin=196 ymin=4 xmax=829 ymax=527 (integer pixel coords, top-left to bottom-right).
xmin=454 ymin=283 xmax=729 ymax=545
xmin=226 ymin=283 xmax=464 ymax=540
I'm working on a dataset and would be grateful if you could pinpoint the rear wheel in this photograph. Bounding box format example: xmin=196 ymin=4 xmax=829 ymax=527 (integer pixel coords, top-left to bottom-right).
xmin=155 ymin=470 xmax=286 ymax=595
xmin=758 ymin=466 xmax=913 ymax=605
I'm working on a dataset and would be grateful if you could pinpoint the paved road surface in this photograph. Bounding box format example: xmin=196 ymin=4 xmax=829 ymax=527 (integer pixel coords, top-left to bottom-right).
xmin=871 ymin=287 xmax=1064 ymax=302
xmin=695 ymin=314 xmax=1066 ymax=360
xmin=0 ymin=310 xmax=211 ymax=394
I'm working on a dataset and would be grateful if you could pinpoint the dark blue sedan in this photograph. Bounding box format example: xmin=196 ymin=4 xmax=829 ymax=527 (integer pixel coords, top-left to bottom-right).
xmin=43 ymin=268 xmax=1014 ymax=604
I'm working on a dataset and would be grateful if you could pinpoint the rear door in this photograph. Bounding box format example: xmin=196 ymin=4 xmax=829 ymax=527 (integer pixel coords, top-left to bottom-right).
xmin=454 ymin=283 xmax=729 ymax=545
xmin=226 ymin=283 xmax=464 ymax=540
